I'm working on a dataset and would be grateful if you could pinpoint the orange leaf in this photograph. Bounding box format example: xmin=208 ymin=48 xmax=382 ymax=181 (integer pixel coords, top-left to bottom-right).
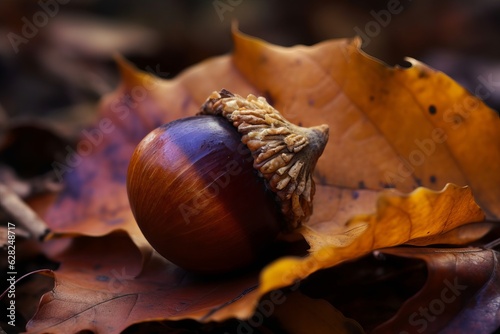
xmin=259 ymin=184 xmax=484 ymax=296
xmin=232 ymin=30 xmax=500 ymax=220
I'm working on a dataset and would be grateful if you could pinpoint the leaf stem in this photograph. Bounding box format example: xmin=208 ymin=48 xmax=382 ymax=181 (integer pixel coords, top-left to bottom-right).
xmin=0 ymin=269 xmax=53 ymax=300
xmin=484 ymin=238 xmax=500 ymax=249
xmin=0 ymin=182 xmax=50 ymax=241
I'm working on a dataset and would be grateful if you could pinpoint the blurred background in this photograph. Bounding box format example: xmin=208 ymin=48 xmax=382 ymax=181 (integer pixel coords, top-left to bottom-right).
xmin=1 ymin=0 xmax=500 ymax=203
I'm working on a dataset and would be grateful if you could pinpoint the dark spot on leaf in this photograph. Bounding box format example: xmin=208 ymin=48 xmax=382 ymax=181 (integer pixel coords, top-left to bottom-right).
xmin=452 ymin=113 xmax=464 ymax=125
xmin=369 ymin=96 xmax=375 ymax=102
xmin=415 ymin=178 xmax=422 ymax=187
xmin=428 ymin=105 xmax=437 ymax=115
xmin=96 ymin=275 xmax=110 ymax=282
xmin=308 ymin=98 xmax=315 ymax=106
xmin=430 ymin=175 xmax=437 ymax=184
xmin=352 ymin=191 xmax=359 ymax=200
xmin=358 ymin=181 xmax=366 ymax=189
xmin=380 ymin=182 xmax=395 ymax=189
xmin=418 ymin=70 xmax=429 ymax=78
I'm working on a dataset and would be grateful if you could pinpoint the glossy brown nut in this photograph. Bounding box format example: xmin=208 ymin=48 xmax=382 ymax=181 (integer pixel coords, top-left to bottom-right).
xmin=127 ymin=115 xmax=283 ymax=274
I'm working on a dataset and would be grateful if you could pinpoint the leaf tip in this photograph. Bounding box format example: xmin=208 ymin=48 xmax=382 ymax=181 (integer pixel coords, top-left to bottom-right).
xmin=114 ymin=54 xmax=157 ymax=90
xmin=231 ymin=21 xmax=270 ymax=52
xmin=230 ymin=19 xmax=239 ymax=35
xmin=351 ymin=36 xmax=363 ymax=49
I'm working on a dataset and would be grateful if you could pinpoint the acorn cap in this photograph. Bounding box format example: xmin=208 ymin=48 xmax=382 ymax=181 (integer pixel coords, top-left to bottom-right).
xmin=199 ymin=89 xmax=329 ymax=230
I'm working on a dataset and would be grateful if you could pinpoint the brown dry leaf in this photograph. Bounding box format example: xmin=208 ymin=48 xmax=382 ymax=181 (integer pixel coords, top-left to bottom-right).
xmin=372 ymin=247 xmax=500 ymax=333
xmin=28 ymin=27 xmax=498 ymax=330
xmin=27 ymin=233 xmax=365 ymax=334
xmin=27 ymin=233 xmax=261 ymax=334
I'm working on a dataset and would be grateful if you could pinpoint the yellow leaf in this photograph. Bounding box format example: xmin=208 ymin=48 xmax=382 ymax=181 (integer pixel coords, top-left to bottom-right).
xmin=259 ymin=184 xmax=484 ymax=295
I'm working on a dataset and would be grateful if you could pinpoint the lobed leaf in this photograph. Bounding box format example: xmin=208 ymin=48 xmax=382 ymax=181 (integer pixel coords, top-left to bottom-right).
xmin=373 ymin=247 xmax=500 ymax=333
xmin=259 ymin=184 xmax=484 ymax=295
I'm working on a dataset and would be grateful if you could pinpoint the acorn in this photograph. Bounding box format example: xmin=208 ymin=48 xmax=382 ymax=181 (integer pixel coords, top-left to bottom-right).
xmin=126 ymin=89 xmax=329 ymax=274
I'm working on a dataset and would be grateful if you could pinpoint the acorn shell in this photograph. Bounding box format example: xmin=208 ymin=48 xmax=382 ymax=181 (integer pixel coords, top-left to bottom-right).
xmin=127 ymin=115 xmax=284 ymax=274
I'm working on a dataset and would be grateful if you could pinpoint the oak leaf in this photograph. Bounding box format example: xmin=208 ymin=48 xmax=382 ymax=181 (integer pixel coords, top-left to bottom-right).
xmin=27 ymin=233 xmax=261 ymax=333
xmin=259 ymin=184 xmax=484 ymax=295
xmin=373 ymin=247 xmax=500 ymax=333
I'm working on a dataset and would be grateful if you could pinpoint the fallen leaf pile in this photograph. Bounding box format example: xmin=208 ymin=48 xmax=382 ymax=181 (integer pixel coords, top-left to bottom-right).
xmin=7 ymin=26 xmax=500 ymax=333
